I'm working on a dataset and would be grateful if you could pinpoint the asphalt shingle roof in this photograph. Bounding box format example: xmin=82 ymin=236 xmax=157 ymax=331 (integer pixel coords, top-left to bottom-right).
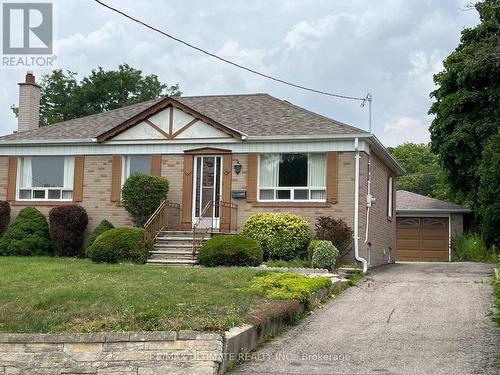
xmin=396 ymin=190 xmax=471 ymax=212
xmin=0 ymin=94 xmax=366 ymax=142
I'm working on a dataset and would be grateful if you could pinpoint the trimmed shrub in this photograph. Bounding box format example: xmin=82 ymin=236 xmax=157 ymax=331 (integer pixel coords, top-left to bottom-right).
xmin=0 ymin=207 xmax=50 ymax=256
xmin=241 ymin=212 xmax=311 ymax=260
xmin=121 ymin=173 xmax=169 ymax=227
xmin=314 ymin=216 xmax=353 ymax=258
xmin=49 ymin=205 xmax=88 ymax=257
xmin=86 ymin=227 xmax=151 ymax=264
xmin=0 ymin=200 xmax=10 ymax=235
xmin=311 ymin=241 xmax=339 ymax=271
xmin=307 ymin=239 xmax=323 ymax=261
xmin=85 ymin=219 xmax=114 ymax=253
xmin=198 ymin=235 xmax=263 ymax=267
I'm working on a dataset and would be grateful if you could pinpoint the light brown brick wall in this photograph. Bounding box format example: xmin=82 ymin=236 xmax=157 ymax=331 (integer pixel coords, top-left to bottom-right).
xmin=0 ymin=152 xmax=397 ymax=266
xmin=357 ymin=152 xmax=396 ymax=267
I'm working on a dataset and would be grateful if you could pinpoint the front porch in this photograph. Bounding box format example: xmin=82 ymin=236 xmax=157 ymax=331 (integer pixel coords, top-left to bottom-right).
xmin=144 ymin=199 xmax=238 ymax=266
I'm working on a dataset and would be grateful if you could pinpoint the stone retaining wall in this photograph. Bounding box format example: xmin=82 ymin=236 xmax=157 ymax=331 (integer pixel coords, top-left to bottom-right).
xmin=0 ymin=331 xmax=224 ymax=375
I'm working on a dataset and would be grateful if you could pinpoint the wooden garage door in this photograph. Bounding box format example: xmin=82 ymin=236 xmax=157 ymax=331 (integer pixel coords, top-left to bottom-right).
xmin=396 ymin=217 xmax=449 ymax=261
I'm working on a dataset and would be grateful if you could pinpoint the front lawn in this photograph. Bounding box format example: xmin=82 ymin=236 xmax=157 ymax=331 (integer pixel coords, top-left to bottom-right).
xmin=0 ymin=257 xmax=264 ymax=333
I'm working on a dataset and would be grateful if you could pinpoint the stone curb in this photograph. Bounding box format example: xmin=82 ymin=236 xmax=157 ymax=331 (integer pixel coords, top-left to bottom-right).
xmin=0 ymin=330 xmax=222 ymax=343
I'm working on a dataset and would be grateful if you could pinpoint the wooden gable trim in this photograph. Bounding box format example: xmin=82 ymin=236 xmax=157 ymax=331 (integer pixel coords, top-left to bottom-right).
xmin=171 ymin=118 xmax=199 ymax=139
xmin=97 ymin=97 xmax=241 ymax=142
xmin=184 ymin=147 xmax=232 ymax=155
xmin=144 ymin=119 xmax=169 ymax=139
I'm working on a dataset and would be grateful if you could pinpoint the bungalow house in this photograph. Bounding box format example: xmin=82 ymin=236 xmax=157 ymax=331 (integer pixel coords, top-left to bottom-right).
xmin=0 ymin=72 xmax=404 ymax=269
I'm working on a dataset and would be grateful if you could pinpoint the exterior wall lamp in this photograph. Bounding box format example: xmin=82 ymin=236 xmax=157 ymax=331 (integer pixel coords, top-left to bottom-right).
xmin=234 ymin=160 xmax=242 ymax=175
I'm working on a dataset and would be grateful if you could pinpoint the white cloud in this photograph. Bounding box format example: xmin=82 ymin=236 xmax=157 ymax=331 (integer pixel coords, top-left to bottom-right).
xmin=283 ymin=15 xmax=337 ymax=50
xmin=381 ymin=116 xmax=431 ymax=146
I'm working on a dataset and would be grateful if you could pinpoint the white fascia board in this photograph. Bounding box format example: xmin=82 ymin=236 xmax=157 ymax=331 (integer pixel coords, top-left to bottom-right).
xmin=245 ymin=133 xmax=373 ymax=141
xmin=367 ymin=135 xmax=405 ymax=176
xmin=0 ymin=138 xmax=98 ymax=145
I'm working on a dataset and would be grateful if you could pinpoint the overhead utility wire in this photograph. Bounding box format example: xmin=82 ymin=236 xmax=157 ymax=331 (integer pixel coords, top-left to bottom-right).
xmin=94 ymin=0 xmax=367 ymax=103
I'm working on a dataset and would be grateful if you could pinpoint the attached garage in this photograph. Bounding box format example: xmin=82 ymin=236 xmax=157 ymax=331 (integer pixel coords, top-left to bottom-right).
xmin=396 ymin=191 xmax=471 ymax=262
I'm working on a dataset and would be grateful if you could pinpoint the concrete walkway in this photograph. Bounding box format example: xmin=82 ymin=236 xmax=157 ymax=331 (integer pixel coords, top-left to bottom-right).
xmin=234 ymin=262 xmax=498 ymax=375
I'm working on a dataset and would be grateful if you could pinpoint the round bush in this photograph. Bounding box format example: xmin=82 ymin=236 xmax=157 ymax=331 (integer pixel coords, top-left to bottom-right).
xmin=86 ymin=227 xmax=151 ymax=264
xmin=241 ymin=212 xmax=311 ymax=260
xmin=198 ymin=235 xmax=263 ymax=267
xmin=121 ymin=173 xmax=169 ymax=227
xmin=85 ymin=219 xmax=114 ymax=254
xmin=314 ymin=216 xmax=353 ymax=259
xmin=311 ymin=241 xmax=339 ymax=271
xmin=307 ymin=239 xmax=323 ymax=261
xmin=49 ymin=205 xmax=88 ymax=257
xmin=0 ymin=207 xmax=50 ymax=256
xmin=0 ymin=200 xmax=10 ymax=235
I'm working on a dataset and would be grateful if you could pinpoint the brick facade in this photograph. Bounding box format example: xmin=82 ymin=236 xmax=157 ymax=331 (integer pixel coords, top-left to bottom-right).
xmin=0 ymin=150 xmax=397 ymax=267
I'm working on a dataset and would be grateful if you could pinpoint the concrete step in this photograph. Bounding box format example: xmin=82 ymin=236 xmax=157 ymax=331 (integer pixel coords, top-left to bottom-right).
xmin=157 ymin=231 xmax=193 ymax=238
xmin=154 ymin=238 xmax=194 ymax=246
xmin=147 ymin=259 xmax=197 ymax=266
xmin=149 ymin=253 xmax=193 ymax=260
xmin=154 ymin=243 xmax=193 ymax=249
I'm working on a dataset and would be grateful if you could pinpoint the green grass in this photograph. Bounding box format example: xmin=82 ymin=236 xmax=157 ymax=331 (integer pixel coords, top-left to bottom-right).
xmin=263 ymin=259 xmax=311 ymax=268
xmin=0 ymin=257 xmax=264 ymax=333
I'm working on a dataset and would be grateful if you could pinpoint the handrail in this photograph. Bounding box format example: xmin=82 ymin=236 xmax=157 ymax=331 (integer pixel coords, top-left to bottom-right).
xmin=192 ymin=200 xmax=238 ymax=258
xmin=144 ymin=200 xmax=181 ymax=241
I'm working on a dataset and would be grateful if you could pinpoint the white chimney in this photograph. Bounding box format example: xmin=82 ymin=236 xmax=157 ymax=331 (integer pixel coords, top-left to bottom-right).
xmin=18 ymin=71 xmax=41 ymax=132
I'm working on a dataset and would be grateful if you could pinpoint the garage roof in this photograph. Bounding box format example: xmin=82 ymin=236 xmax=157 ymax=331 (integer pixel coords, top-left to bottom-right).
xmin=396 ymin=190 xmax=471 ymax=213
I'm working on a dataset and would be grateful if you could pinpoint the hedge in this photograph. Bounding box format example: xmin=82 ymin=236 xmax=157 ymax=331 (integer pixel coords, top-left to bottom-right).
xmin=241 ymin=212 xmax=311 ymax=260
xmin=49 ymin=205 xmax=88 ymax=257
xmin=198 ymin=235 xmax=263 ymax=267
xmin=0 ymin=207 xmax=50 ymax=256
xmin=121 ymin=173 xmax=169 ymax=227
xmin=86 ymin=227 xmax=151 ymax=264
xmin=314 ymin=216 xmax=353 ymax=259
xmin=0 ymin=201 xmax=10 ymax=235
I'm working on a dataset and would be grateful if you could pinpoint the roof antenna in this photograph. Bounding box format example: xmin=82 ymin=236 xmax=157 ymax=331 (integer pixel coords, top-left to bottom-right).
xmin=360 ymin=93 xmax=372 ymax=133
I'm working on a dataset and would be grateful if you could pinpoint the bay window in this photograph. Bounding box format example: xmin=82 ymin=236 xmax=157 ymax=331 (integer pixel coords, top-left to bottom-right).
xmin=17 ymin=156 xmax=74 ymax=200
xmin=258 ymin=153 xmax=326 ymax=201
xmin=122 ymin=155 xmax=151 ymax=183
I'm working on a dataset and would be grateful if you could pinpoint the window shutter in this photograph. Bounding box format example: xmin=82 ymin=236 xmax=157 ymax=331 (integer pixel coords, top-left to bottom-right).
xmin=326 ymin=152 xmax=338 ymax=204
xmin=111 ymin=155 xmax=122 ymax=202
xmin=151 ymin=155 xmax=162 ymax=176
xmin=220 ymin=154 xmax=233 ymax=232
xmin=246 ymin=153 xmax=258 ymax=203
xmin=6 ymin=156 xmax=17 ymax=201
xmin=180 ymin=154 xmax=193 ymax=230
xmin=73 ymin=156 xmax=85 ymax=202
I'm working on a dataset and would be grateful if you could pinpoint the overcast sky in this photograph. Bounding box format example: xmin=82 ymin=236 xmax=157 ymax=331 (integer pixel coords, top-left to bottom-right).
xmin=0 ymin=0 xmax=479 ymax=146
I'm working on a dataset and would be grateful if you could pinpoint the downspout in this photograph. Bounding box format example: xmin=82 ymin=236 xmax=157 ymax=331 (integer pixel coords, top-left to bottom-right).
xmin=354 ymin=137 xmax=368 ymax=273
xmin=364 ymin=150 xmax=372 ymax=265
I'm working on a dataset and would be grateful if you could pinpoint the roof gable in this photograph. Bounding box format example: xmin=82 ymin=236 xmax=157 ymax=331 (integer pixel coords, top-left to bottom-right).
xmin=109 ymin=103 xmax=236 ymax=142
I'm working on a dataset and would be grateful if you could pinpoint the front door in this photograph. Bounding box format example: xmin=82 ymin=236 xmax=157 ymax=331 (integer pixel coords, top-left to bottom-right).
xmin=192 ymin=155 xmax=222 ymax=228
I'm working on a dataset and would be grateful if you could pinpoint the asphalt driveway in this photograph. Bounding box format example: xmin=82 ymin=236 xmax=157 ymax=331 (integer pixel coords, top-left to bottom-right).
xmin=233 ymin=262 xmax=498 ymax=375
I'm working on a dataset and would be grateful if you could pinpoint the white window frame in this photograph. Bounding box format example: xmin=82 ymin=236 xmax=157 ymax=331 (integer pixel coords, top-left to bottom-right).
xmin=257 ymin=153 xmax=327 ymax=202
xmin=121 ymin=155 xmax=152 ymax=186
xmin=16 ymin=156 xmax=74 ymax=202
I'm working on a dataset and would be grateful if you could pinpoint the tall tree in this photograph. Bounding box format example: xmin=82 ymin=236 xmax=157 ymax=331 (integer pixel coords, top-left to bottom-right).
xmin=477 ymin=129 xmax=500 ymax=248
xmin=388 ymin=143 xmax=451 ymax=200
xmin=15 ymin=64 xmax=182 ymax=126
xmin=428 ymin=0 xmax=499 ymax=207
